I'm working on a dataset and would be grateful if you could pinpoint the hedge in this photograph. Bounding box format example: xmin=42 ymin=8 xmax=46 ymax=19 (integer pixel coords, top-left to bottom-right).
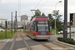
xmin=57 ymin=37 xmax=75 ymax=45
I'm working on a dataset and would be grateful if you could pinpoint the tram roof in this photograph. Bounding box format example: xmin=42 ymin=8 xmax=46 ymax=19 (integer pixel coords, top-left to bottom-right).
xmin=35 ymin=16 xmax=48 ymax=18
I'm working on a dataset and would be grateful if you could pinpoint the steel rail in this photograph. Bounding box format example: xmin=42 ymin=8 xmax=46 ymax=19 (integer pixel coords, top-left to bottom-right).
xmin=19 ymin=32 xmax=31 ymax=50
xmin=39 ymin=42 xmax=54 ymax=50
xmin=10 ymin=33 xmax=18 ymax=50
xmin=23 ymin=32 xmax=53 ymax=50
xmin=52 ymin=42 xmax=72 ymax=50
xmin=21 ymin=32 xmax=75 ymax=50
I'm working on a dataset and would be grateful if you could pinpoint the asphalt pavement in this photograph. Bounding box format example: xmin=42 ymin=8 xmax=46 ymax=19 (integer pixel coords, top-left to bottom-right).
xmin=1 ymin=32 xmax=54 ymax=50
xmin=0 ymin=32 xmax=75 ymax=50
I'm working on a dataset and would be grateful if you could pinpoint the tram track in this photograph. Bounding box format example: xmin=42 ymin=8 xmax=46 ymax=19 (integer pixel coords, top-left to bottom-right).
xmin=52 ymin=42 xmax=75 ymax=50
xmin=51 ymin=42 xmax=71 ymax=50
xmin=9 ymin=32 xmax=18 ymax=50
xmin=24 ymin=32 xmax=65 ymax=50
xmin=22 ymin=32 xmax=53 ymax=50
xmin=16 ymin=32 xmax=75 ymax=50
xmin=9 ymin=32 xmax=31 ymax=50
xmin=23 ymin=32 xmax=54 ymax=50
xmin=39 ymin=42 xmax=54 ymax=50
xmin=39 ymin=41 xmax=75 ymax=50
xmin=19 ymin=32 xmax=31 ymax=50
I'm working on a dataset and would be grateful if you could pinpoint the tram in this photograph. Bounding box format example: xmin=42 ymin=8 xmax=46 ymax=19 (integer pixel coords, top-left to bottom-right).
xmin=25 ymin=16 xmax=50 ymax=39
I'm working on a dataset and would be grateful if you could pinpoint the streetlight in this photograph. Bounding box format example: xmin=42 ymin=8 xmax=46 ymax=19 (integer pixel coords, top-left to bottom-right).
xmin=55 ymin=1 xmax=62 ymax=37
xmin=24 ymin=20 xmax=25 ymax=30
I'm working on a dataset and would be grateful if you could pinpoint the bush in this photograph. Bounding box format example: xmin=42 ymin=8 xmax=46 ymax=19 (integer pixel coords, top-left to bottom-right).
xmin=57 ymin=37 xmax=75 ymax=45
xmin=1 ymin=30 xmax=3 ymax=32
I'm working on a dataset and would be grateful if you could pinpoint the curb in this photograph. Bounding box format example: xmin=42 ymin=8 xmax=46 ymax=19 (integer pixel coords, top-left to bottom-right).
xmin=57 ymin=41 xmax=75 ymax=48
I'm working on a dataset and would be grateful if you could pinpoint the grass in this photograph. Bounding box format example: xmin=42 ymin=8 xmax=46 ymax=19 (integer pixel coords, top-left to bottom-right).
xmin=24 ymin=30 xmax=32 ymax=35
xmin=50 ymin=29 xmax=61 ymax=35
xmin=0 ymin=31 xmax=16 ymax=39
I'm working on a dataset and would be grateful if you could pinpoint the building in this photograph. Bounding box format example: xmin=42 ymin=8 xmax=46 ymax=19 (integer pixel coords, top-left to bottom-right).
xmin=35 ymin=9 xmax=41 ymax=15
xmin=71 ymin=13 xmax=75 ymax=27
xmin=17 ymin=20 xmax=30 ymax=27
xmin=21 ymin=15 xmax=28 ymax=21
xmin=0 ymin=18 xmax=7 ymax=27
xmin=7 ymin=20 xmax=30 ymax=28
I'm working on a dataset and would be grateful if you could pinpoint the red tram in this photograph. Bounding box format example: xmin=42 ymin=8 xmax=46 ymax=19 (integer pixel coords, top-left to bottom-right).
xmin=26 ymin=16 xmax=50 ymax=39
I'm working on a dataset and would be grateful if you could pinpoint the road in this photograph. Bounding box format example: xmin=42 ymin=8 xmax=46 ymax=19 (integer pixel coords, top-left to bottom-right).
xmin=0 ymin=32 xmax=75 ymax=50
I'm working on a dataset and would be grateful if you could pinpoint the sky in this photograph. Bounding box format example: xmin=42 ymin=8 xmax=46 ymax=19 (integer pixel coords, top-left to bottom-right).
xmin=0 ymin=0 xmax=75 ymax=22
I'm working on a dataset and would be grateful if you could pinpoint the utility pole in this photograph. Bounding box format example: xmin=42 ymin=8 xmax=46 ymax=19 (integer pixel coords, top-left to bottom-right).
xmin=15 ymin=11 xmax=17 ymax=31
xmin=63 ymin=0 xmax=68 ymax=39
xmin=23 ymin=20 xmax=25 ymax=30
xmin=14 ymin=20 xmax=16 ymax=32
xmin=5 ymin=21 xmax=7 ymax=38
xmin=11 ymin=12 xmax=13 ymax=34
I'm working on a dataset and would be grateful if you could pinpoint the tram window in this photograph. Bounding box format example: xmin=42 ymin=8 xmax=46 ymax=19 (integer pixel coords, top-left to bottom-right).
xmin=30 ymin=23 xmax=34 ymax=31
xmin=33 ymin=22 xmax=37 ymax=32
xmin=35 ymin=24 xmax=36 ymax=31
xmin=33 ymin=23 xmax=35 ymax=31
xmin=37 ymin=24 xmax=49 ymax=31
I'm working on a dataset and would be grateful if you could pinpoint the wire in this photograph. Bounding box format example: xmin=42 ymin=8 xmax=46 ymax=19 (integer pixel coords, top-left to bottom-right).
xmin=30 ymin=0 xmax=42 ymax=16
xmin=18 ymin=0 xmax=21 ymax=17
xmin=34 ymin=0 xmax=41 ymax=9
xmin=31 ymin=11 xmax=34 ymax=15
xmin=39 ymin=0 xmax=48 ymax=7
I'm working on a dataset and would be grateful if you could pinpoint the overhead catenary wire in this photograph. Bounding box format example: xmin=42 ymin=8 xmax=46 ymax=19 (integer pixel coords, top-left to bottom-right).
xmin=39 ymin=0 xmax=49 ymax=8
xmin=34 ymin=0 xmax=41 ymax=9
xmin=30 ymin=0 xmax=41 ymax=16
xmin=18 ymin=0 xmax=21 ymax=17
xmin=18 ymin=0 xmax=42 ymax=20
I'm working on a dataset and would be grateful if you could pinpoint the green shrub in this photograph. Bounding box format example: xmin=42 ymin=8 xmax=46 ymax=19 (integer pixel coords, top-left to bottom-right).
xmin=57 ymin=37 xmax=75 ymax=45
xmin=1 ymin=30 xmax=3 ymax=32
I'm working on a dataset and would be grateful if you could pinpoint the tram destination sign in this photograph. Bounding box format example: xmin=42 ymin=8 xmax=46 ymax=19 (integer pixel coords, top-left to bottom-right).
xmin=38 ymin=21 xmax=47 ymax=24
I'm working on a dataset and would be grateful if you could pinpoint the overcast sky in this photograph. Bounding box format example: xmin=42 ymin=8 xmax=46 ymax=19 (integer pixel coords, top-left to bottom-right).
xmin=0 ymin=0 xmax=75 ymax=22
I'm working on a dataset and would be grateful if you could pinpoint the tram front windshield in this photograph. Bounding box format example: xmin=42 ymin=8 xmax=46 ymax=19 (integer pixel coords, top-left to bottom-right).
xmin=37 ymin=21 xmax=49 ymax=32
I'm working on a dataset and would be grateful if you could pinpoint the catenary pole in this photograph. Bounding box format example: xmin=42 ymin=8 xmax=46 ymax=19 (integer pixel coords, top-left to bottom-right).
xmin=63 ymin=0 xmax=68 ymax=39
xmin=11 ymin=12 xmax=13 ymax=34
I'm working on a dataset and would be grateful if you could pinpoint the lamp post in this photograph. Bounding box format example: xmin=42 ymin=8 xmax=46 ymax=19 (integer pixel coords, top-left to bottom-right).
xmin=24 ymin=20 xmax=25 ymax=30
xmin=55 ymin=1 xmax=62 ymax=36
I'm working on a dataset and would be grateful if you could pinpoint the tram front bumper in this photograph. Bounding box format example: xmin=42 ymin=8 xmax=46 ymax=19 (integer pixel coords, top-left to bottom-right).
xmin=36 ymin=35 xmax=50 ymax=39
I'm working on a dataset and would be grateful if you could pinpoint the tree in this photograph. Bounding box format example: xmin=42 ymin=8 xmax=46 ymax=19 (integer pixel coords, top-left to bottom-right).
xmin=30 ymin=16 xmax=35 ymax=21
xmin=30 ymin=12 xmax=41 ymax=21
xmin=52 ymin=10 xmax=63 ymax=31
xmin=48 ymin=14 xmax=54 ymax=28
xmin=35 ymin=12 xmax=41 ymax=16
xmin=53 ymin=10 xmax=62 ymax=21
xmin=42 ymin=13 xmax=45 ymax=16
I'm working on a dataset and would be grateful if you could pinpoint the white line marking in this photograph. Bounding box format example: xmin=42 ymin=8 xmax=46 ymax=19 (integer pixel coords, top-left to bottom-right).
xmin=10 ymin=40 xmax=15 ymax=50
xmin=6 ymin=39 xmax=10 ymax=42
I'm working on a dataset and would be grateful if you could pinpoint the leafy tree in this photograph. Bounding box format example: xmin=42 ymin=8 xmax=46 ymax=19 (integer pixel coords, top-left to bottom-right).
xmin=42 ymin=13 xmax=45 ymax=16
xmin=51 ymin=20 xmax=55 ymax=28
xmin=30 ymin=12 xmax=41 ymax=21
xmin=53 ymin=10 xmax=62 ymax=21
xmin=48 ymin=14 xmax=54 ymax=28
xmin=35 ymin=12 xmax=41 ymax=16
xmin=30 ymin=16 xmax=35 ymax=21
xmin=52 ymin=10 xmax=63 ymax=31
